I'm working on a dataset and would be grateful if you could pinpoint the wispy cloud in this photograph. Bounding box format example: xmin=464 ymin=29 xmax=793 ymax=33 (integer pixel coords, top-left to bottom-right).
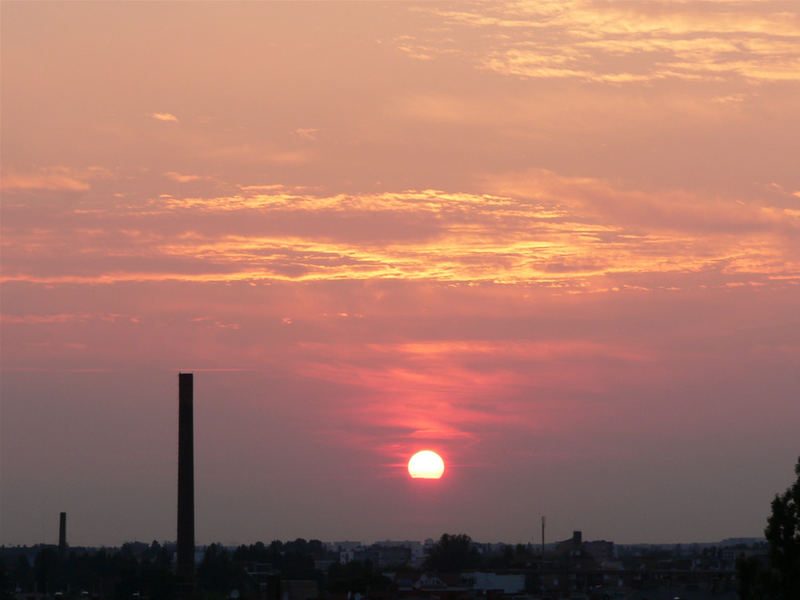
xmin=294 ymin=128 xmax=319 ymax=141
xmin=1 ymin=166 xmax=112 ymax=192
xmin=2 ymin=172 xmax=90 ymax=192
xmin=404 ymin=0 xmax=800 ymax=84
xmin=1 ymin=313 xmax=140 ymax=324
xmin=2 ymin=172 xmax=798 ymax=289
xmin=280 ymin=336 xmax=658 ymax=453
xmin=164 ymin=171 xmax=208 ymax=183
xmin=151 ymin=112 xmax=179 ymax=122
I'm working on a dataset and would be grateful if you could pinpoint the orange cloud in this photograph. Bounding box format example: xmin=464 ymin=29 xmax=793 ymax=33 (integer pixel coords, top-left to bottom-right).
xmin=151 ymin=112 xmax=179 ymax=122
xmin=2 ymin=173 xmax=797 ymax=290
xmin=2 ymin=168 xmax=91 ymax=192
xmin=1 ymin=166 xmax=114 ymax=193
xmin=294 ymin=128 xmax=319 ymax=140
xmin=164 ymin=171 xmax=208 ymax=183
xmin=410 ymin=1 xmax=800 ymax=84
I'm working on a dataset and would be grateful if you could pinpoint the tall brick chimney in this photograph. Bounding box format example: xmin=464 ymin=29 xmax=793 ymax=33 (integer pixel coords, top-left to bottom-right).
xmin=177 ymin=373 xmax=195 ymax=598
xmin=58 ymin=512 xmax=67 ymax=556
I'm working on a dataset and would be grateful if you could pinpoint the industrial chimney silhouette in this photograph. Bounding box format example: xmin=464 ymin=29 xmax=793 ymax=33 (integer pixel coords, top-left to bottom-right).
xmin=177 ymin=373 xmax=195 ymax=598
xmin=58 ymin=512 xmax=67 ymax=556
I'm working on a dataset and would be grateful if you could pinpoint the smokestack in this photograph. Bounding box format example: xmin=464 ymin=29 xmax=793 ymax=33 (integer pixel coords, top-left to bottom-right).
xmin=177 ymin=373 xmax=195 ymax=598
xmin=541 ymin=515 xmax=545 ymax=556
xmin=540 ymin=516 xmax=546 ymax=594
xmin=58 ymin=512 xmax=67 ymax=556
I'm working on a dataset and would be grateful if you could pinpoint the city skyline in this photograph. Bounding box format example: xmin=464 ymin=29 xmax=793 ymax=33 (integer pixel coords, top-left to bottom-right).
xmin=2 ymin=1 xmax=799 ymax=547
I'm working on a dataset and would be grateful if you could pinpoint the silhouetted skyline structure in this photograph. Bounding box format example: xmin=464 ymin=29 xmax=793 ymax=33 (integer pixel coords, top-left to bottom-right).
xmin=177 ymin=372 xmax=195 ymax=599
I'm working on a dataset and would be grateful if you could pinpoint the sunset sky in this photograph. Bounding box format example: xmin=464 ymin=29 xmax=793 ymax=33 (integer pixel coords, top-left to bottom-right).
xmin=2 ymin=1 xmax=799 ymax=547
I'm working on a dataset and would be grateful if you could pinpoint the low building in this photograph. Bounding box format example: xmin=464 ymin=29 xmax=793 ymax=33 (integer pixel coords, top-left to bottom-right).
xmin=471 ymin=572 xmax=526 ymax=594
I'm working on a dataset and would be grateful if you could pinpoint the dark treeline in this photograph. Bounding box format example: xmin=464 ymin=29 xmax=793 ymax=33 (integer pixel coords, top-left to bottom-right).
xmin=0 ymin=535 xmax=538 ymax=600
xmin=423 ymin=534 xmax=537 ymax=571
xmin=0 ymin=541 xmax=174 ymax=599
xmin=1 ymin=538 xmax=332 ymax=599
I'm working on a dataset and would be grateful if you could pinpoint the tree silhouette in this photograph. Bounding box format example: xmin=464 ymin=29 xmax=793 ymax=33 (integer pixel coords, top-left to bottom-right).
xmin=32 ymin=546 xmax=59 ymax=594
xmin=737 ymin=455 xmax=800 ymax=600
xmin=424 ymin=534 xmax=480 ymax=571
xmin=764 ymin=455 xmax=800 ymax=600
xmin=197 ymin=543 xmax=245 ymax=595
xmin=327 ymin=559 xmax=391 ymax=594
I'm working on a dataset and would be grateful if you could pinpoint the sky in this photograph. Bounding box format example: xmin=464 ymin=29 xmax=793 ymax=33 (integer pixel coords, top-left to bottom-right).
xmin=1 ymin=1 xmax=799 ymax=548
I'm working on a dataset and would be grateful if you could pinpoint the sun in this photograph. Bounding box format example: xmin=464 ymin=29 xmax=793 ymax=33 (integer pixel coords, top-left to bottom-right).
xmin=408 ymin=450 xmax=445 ymax=479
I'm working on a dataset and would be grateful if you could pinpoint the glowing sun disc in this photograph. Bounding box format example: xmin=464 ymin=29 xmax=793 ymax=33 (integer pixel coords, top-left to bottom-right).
xmin=408 ymin=450 xmax=445 ymax=479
